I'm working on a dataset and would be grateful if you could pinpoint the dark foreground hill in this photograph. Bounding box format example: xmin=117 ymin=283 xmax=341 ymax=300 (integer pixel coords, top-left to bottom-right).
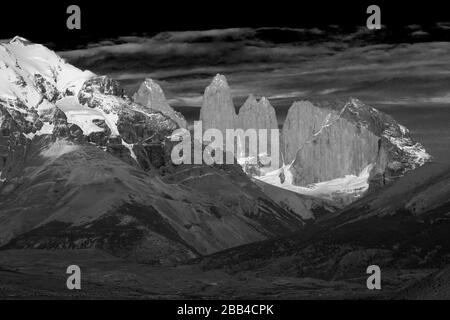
xmin=199 ymin=162 xmax=450 ymax=287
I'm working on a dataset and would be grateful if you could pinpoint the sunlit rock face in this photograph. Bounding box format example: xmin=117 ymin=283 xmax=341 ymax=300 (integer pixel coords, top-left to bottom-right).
xmin=237 ymin=95 xmax=278 ymax=132
xmin=283 ymin=100 xmax=379 ymax=185
xmin=282 ymin=98 xmax=430 ymax=187
xmin=196 ymin=73 xmax=430 ymax=202
xmin=236 ymin=94 xmax=281 ymax=171
xmin=133 ymin=79 xmax=187 ymax=128
xmin=282 ymin=100 xmax=330 ymax=166
xmin=199 ymin=74 xmax=236 ymax=134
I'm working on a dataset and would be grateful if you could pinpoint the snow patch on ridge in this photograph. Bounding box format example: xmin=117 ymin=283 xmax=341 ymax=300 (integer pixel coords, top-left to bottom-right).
xmin=40 ymin=139 xmax=79 ymax=159
xmin=122 ymin=139 xmax=137 ymax=161
xmin=37 ymin=122 xmax=55 ymax=135
xmin=384 ymin=134 xmax=431 ymax=168
xmin=56 ymin=96 xmax=120 ymax=136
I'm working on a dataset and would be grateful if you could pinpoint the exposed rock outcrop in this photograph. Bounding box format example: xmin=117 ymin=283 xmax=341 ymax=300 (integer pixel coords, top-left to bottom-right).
xmin=199 ymin=77 xmax=281 ymax=164
xmin=283 ymin=100 xmax=379 ymax=185
xmin=282 ymin=98 xmax=430 ymax=187
xmin=236 ymin=94 xmax=280 ymax=170
xmin=199 ymin=74 xmax=236 ymax=134
xmin=77 ymin=76 xmax=179 ymax=172
xmin=133 ymin=79 xmax=187 ymax=128
xmin=196 ymin=74 xmax=430 ymax=201
xmin=237 ymin=95 xmax=278 ymax=131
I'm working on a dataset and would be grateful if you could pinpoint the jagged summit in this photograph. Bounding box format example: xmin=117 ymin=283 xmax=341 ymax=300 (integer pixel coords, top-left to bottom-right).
xmin=0 ymin=36 xmax=94 ymax=107
xmin=196 ymin=74 xmax=430 ymax=205
xmin=279 ymin=97 xmax=431 ymax=197
xmin=134 ymin=78 xmax=168 ymax=103
xmin=259 ymin=96 xmax=270 ymax=105
xmin=243 ymin=94 xmax=257 ymax=105
xmin=237 ymin=94 xmax=277 ymax=128
xmin=210 ymin=73 xmax=229 ymax=88
xmin=240 ymin=95 xmax=272 ymax=111
xmin=0 ymin=39 xmax=179 ymax=179
xmin=197 ymin=73 xmax=430 ymax=202
xmin=133 ymin=78 xmax=187 ymax=128
xmin=321 ymin=97 xmax=431 ymax=169
xmin=200 ymin=74 xmax=236 ymax=132
xmin=348 ymin=97 xmax=364 ymax=108
xmin=141 ymin=78 xmax=164 ymax=94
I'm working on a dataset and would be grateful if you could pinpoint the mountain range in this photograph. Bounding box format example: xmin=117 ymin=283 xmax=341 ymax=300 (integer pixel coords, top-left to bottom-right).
xmin=0 ymin=36 xmax=448 ymax=299
xmin=0 ymin=37 xmax=308 ymax=264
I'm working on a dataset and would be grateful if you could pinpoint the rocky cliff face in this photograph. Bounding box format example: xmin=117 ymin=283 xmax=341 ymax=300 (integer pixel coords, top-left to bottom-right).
xmin=196 ymin=75 xmax=430 ymax=205
xmin=282 ymin=98 xmax=430 ymax=188
xmin=133 ymin=79 xmax=187 ymax=128
xmin=199 ymin=74 xmax=236 ymax=133
xmin=199 ymin=77 xmax=281 ymax=168
xmin=236 ymin=94 xmax=281 ymax=173
xmin=77 ymin=75 xmax=180 ymax=173
xmin=283 ymin=100 xmax=379 ymax=186
xmin=237 ymin=95 xmax=278 ymax=131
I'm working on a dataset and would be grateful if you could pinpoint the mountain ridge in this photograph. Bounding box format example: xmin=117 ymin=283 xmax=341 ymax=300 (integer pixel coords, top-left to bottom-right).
xmin=0 ymin=38 xmax=312 ymax=264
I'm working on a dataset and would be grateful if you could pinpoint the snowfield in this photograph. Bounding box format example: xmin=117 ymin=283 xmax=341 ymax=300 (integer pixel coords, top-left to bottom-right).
xmin=256 ymin=162 xmax=374 ymax=202
xmin=56 ymin=96 xmax=119 ymax=136
xmin=0 ymin=36 xmax=93 ymax=104
xmin=40 ymin=139 xmax=80 ymax=159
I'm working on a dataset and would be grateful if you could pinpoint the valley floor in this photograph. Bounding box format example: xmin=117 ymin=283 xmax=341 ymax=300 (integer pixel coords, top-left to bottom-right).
xmin=0 ymin=249 xmax=434 ymax=300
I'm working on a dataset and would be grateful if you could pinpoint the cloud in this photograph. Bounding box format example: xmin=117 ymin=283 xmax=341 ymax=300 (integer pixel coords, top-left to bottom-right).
xmin=436 ymin=22 xmax=450 ymax=30
xmin=151 ymin=28 xmax=256 ymax=43
xmin=427 ymin=93 xmax=450 ymax=104
xmin=57 ymin=27 xmax=450 ymax=111
xmin=376 ymin=94 xmax=450 ymax=106
xmin=406 ymin=24 xmax=422 ymax=30
xmin=318 ymin=88 xmax=345 ymax=95
xmin=267 ymin=91 xmax=309 ymax=100
xmin=411 ymin=30 xmax=430 ymax=37
xmin=168 ymin=96 xmax=204 ymax=106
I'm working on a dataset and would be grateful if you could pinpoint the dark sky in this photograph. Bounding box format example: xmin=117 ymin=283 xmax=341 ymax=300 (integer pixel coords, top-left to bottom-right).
xmin=1 ymin=0 xmax=450 ymax=49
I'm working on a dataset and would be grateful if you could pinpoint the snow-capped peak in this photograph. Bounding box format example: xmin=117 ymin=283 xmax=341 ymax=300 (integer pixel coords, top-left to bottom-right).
xmin=0 ymin=36 xmax=94 ymax=108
